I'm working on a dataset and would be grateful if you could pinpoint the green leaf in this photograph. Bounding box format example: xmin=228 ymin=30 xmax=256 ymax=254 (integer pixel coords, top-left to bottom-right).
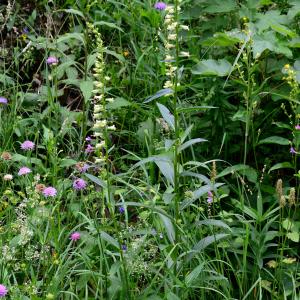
xmin=159 ymin=213 xmax=175 ymax=243
xmin=106 ymin=97 xmax=131 ymax=109
xmin=196 ymin=219 xmax=232 ymax=231
xmin=62 ymin=8 xmax=85 ymax=18
xmin=202 ymin=32 xmax=242 ymax=47
xmin=178 ymin=138 xmax=207 ymax=152
xmin=57 ymin=33 xmax=85 ymax=45
xmin=268 ymin=162 xmax=294 ymax=173
xmin=185 ymin=263 xmax=205 ymax=287
xmin=192 ymin=59 xmax=232 ymax=77
xmin=80 ymin=80 xmax=94 ymax=103
xmin=257 ymin=136 xmax=290 ymax=146
xmin=157 ymin=103 xmax=175 ymax=131
xmin=287 ymin=232 xmax=299 ymax=242
xmin=203 ymin=0 xmax=237 ymax=13
xmin=188 ymin=234 xmax=229 ymax=261
xmin=144 ymin=88 xmax=173 ymax=103
xmin=59 ymin=158 xmax=77 ymax=168
xmin=94 ymin=21 xmax=124 ymax=32
xmin=177 ymin=106 xmax=216 ymax=114
xmin=217 ymin=164 xmax=257 ymax=183
xmin=85 ymin=173 xmax=107 ymax=188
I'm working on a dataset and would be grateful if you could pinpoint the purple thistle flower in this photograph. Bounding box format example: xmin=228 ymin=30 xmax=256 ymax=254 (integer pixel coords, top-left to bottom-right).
xmin=46 ymin=56 xmax=59 ymax=65
xmin=85 ymin=144 xmax=94 ymax=154
xmin=73 ymin=178 xmax=87 ymax=190
xmin=70 ymin=231 xmax=81 ymax=241
xmin=0 ymin=284 xmax=8 ymax=297
xmin=20 ymin=140 xmax=35 ymax=151
xmin=42 ymin=186 xmax=57 ymax=197
xmin=295 ymin=125 xmax=300 ymax=130
xmin=290 ymin=147 xmax=297 ymax=154
xmin=18 ymin=166 xmax=31 ymax=176
xmin=0 ymin=97 xmax=8 ymax=105
xmin=119 ymin=206 xmax=125 ymax=214
xmin=154 ymin=1 xmax=167 ymax=10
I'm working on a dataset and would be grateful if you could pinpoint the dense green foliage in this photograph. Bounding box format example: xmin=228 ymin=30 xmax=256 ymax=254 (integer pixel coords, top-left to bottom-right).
xmin=0 ymin=0 xmax=299 ymax=299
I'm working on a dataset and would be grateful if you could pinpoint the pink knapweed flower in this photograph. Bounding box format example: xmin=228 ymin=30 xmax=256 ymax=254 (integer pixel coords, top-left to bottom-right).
xmin=21 ymin=140 xmax=35 ymax=151
xmin=295 ymin=125 xmax=300 ymax=130
xmin=70 ymin=231 xmax=81 ymax=241
xmin=0 ymin=97 xmax=8 ymax=105
xmin=18 ymin=167 xmax=31 ymax=176
xmin=290 ymin=147 xmax=297 ymax=154
xmin=46 ymin=56 xmax=59 ymax=65
xmin=42 ymin=186 xmax=57 ymax=197
xmin=154 ymin=2 xmax=167 ymax=10
xmin=0 ymin=284 xmax=8 ymax=297
xmin=73 ymin=178 xmax=87 ymax=190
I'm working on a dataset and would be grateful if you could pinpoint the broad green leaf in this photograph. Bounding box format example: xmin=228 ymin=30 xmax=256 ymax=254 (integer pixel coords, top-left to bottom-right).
xmin=268 ymin=162 xmax=294 ymax=173
xmin=287 ymin=232 xmax=299 ymax=242
xmin=159 ymin=213 xmax=175 ymax=243
xmin=94 ymin=21 xmax=124 ymax=32
xmin=59 ymin=158 xmax=77 ymax=168
xmin=157 ymin=103 xmax=175 ymax=131
xmin=188 ymin=233 xmax=229 ymax=261
xmin=100 ymin=231 xmax=119 ymax=248
xmin=80 ymin=80 xmax=94 ymax=103
xmin=202 ymin=32 xmax=241 ymax=47
xmin=217 ymin=164 xmax=257 ymax=183
xmin=203 ymin=0 xmax=237 ymax=13
xmin=62 ymin=8 xmax=85 ymax=18
xmin=192 ymin=59 xmax=232 ymax=77
xmin=57 ymin=33 xmax=85 ymax=45
xmin=85 ymin=173 xmax=107 ymax=188
xmin=196 ymin=219 xmax=232 ymax=231
xmin=178 ymin=138 xmax=207 ymax=152
xmin=282 ymin=219 xmax=295 ymax=231
xmin=106 ymin=97 xmax=131 ymax=109
xmin=104 ymin=49 xmax=125 ymax=63
xmin=257 ymin=136 xmax=290 ymax=146
xmin=144 ymin=88 xmax=173 ymax=103
xmin=185 ymin=263 xmax=205 ymax=287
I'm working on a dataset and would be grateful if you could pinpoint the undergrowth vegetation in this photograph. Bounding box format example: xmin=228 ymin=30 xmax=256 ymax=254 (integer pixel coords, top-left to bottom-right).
xmin=0 ymin=0 xmax=299 ymax=299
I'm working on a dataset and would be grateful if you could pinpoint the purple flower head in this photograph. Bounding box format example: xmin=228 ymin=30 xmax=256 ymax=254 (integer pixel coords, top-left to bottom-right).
xmin=85 ymin=144 xmax=94 ymax=154
xmin=0 ymin=284 xmax=8 ymax=297
xmin=207 ymin=191 xmax=213 ymax=204
xmin=0 ymin=97 xmax=8 ymax=105
xmin=43 ymin=186 xmax=57 ymax=197
xmin=46 ymin=56 xmax=59 ymax=65
xmin=21 ymin=140 xmax=35 ymax=151
xmin=295 ymin=125 xmax=300 ymax=130
xmin=121 ymin=244 xmax=127 ymax=251
xmin=290 ymin=147 xmax=297 ymax=154
xmin=18 ymin=167 xmax=31 ymax=176
xmin=70 ymin=231 xmax=81 ymax=241
xmin=85 ymin=136 xmax=92 ymax=142
xmin=23 ymin=27 xmax=29 ymax=34
xmin=154 ymin=2 xmax=167 ymax=10
xmin=119 ymin=206 xmax=125 ymax=214
xmin=73 ymin=178 xmax=87 ymax=190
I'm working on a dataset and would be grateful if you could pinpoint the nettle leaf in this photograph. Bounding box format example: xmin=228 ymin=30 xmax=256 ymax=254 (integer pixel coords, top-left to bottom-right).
xmin=80 ymin=80 xmax=94 ymax=103
xmin=192 ymin=59 xmax=232 ymax=77
xmin=157 ymin=103 xmax=175 ymax=131
xmin=257 ymin=136 xmax=290 ymax=146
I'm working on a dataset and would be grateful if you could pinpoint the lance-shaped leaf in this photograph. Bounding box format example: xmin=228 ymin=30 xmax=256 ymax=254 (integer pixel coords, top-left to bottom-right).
xmin=157 ymin=103 xmax=175 ymax=131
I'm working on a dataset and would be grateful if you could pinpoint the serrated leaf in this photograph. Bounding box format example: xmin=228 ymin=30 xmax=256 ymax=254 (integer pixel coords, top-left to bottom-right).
xmin=192 ymin=59 xmax=232 ymax=77
xmin=157 ymin=103 xmax=175 ymax=131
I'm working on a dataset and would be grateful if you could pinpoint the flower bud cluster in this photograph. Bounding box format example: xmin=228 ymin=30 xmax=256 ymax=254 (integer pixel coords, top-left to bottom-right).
xmin=163 ymin=2 xmax=189 ymax=90
xmin=87 ymin=23 xmax=116 ymax=164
